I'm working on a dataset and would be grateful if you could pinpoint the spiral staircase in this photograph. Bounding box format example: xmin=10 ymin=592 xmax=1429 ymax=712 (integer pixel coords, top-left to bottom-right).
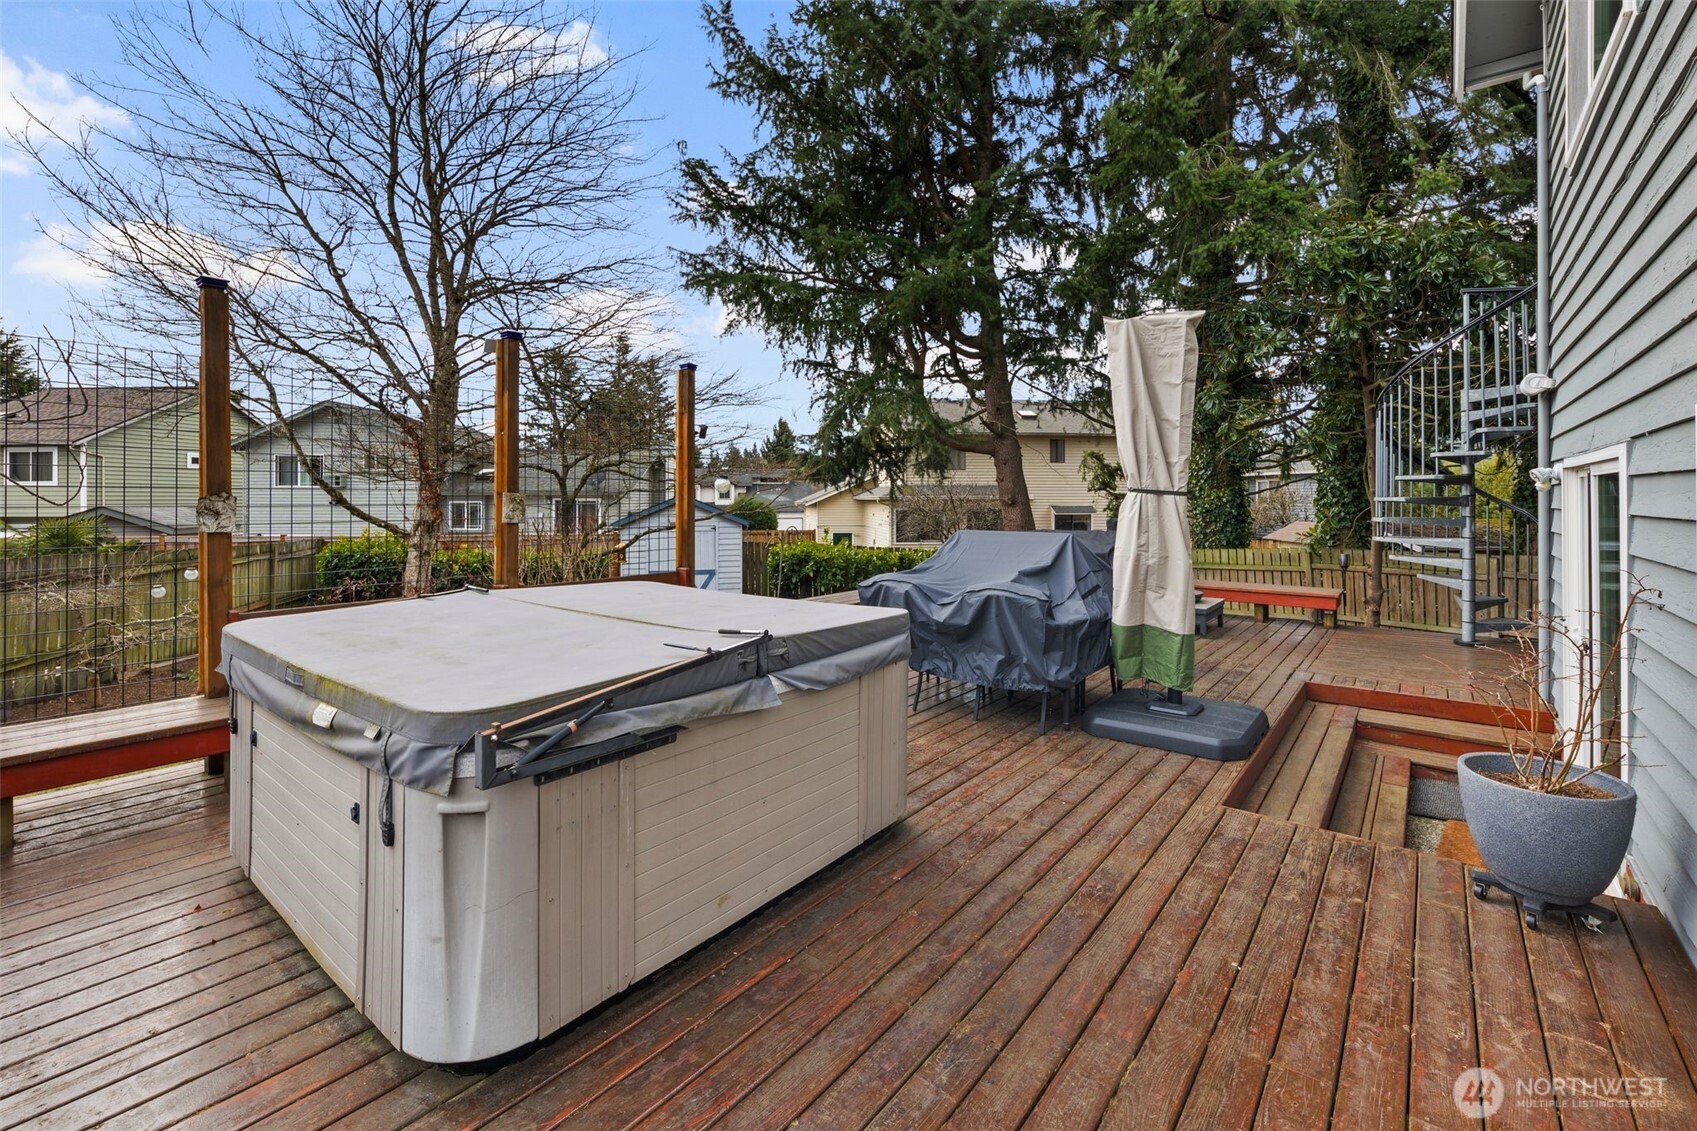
xmin=1372 ymin=286 xmax=1540 ymax=645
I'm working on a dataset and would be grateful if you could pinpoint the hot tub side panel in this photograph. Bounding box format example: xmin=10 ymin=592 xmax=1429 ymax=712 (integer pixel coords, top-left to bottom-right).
xmin=858 ymin=661 xmax=909 ymax=839
xmin=537 ymin=759 xmax=633 ymax=1034
xmin=246 ymin=702 xmax=368 ymax=1002
xmin=400 ymin=773 xmax=540 ymax=1064
xmin=629 ymin=677 xmax=865 ymax=980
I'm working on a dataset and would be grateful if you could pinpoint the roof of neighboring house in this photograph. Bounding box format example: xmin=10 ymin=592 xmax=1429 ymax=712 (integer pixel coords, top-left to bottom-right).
xmin=853 ymin=483 xmax=997 ymax=503
xmin=0 ymin=386 xmax=194 ymax=446
xmin=63 ymin=505 xmax=199 ymax=535
xmin=1259 ymin=520 xmax=1315 ymax=544
xmin=609 ymin=498 xmax=751 ymax=530
xmin=929 ymin=399 xmax=1111 ymax=437
xmin=1247 ymin=460 xmax=1317 ymax=480
xmin=232 ymin=400 xmax=402 ymax=449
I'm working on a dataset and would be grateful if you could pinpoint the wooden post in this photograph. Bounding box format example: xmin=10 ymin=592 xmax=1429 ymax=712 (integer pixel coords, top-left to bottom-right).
xmin=675 ymin=362 xmax=697 ymax=588
xmin=197 ymin=276 xmax=232 ymax=700
xmin=491 ymin=331 xmax=523 ymax=588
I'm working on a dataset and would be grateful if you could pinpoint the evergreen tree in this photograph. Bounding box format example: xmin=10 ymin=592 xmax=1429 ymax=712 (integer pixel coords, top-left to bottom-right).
xmin=762 ymin=418 xmax=800 ymax=465
xmin=0 ymin=326 xmax=39 ymax=403
xmin=677 ymin=0 xmax=1090 ymax=529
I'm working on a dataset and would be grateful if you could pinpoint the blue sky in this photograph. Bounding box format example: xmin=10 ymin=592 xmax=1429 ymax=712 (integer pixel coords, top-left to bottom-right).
xmin=0 ymin=0 xmax=816 ymax=439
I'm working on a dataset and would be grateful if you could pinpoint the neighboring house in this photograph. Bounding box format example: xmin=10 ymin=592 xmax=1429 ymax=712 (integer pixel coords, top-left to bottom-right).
xmin=235 ymin=403 xmax=424 ymax=538
xmin=236 ymin=400 xmax=669 ymax=539
xmin=800 ymin=400 xmax=1113 ymax=546
xmin=1456 ymin=0 xmax=1697 ymax=957
xmin=609 ymin=499 xmax=747 ymax=593
xmin=1 ymin=386 xmax=252 ymax=531
xmin=1246 ymin=460 xmax=1317 ymax=523
xmin=61 ymin=505 xmax=198 ymax=543
xmin=699 ymin=472 xmax=821 ymax=530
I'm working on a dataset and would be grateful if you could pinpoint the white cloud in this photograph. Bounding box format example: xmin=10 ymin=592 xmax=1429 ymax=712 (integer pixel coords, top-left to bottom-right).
xmin=12 ymin=218 xmax=303 ymax=293
xmin=12 ymin=226 xmax=110 ymax=286
xmin=0 ymin=50 xmax=127 ymax=175
xmin=455 ymin=20 xmax=610 ymax=88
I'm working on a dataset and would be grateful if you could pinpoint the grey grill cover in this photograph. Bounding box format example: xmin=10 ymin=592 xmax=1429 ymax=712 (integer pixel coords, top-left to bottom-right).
xmin=857 ymin=530 xmax=1114 ymax=693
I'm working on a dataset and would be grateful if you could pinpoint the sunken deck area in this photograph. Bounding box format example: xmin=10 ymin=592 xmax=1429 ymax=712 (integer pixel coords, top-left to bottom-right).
xmin=5 ymin=618 xmax=1697 ymax=1130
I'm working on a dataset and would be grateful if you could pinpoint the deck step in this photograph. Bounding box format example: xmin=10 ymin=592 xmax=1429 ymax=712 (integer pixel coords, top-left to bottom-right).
xmin=1476 ymin=617 xmax=1530 ymax=634
xmin=1465 ymin=383 xmax=1529 ymax=405
xmin=1373 ymin=535 xmax=1466 ymax=550
xmin=1418 ymin=573 xmax=1468 ymax=591
xmin=1388 ymin=554 xmax=1464 ymax=571
xmin=1469 ymin=426 xmax=1535 ymax=443
xmin=1474 ymin=594 xmax=1510 ymax=612
xmin=1234 ymin=702 xmax=1361 ymax=828
xmin=1374 ymin=515 xmax=1467 ymax=528
xmin=1374 ymin=495 xmax=1469 ymax=507
xmin=1431 ymin=449 xmax=1488 ymax=462
xmin=1394 ymin=473 xmax=1469 ymax=484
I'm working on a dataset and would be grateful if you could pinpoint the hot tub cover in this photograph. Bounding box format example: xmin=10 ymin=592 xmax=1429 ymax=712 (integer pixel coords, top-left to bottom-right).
xmin=221 ymin=582 xmax=909 ymax=794
xmin=856 ymin=530 xmax=1114 ymax=694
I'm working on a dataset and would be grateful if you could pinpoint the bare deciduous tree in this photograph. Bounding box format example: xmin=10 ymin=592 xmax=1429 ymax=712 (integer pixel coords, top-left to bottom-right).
xmin=15 ymin=0 xmax=653 ymax=594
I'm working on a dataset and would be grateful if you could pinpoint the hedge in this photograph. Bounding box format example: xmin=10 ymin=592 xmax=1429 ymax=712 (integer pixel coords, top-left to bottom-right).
xmin=315 ymin=533 xmax=614 ymax=601
xmin=766 ymin=539 xmax=932 ymax=598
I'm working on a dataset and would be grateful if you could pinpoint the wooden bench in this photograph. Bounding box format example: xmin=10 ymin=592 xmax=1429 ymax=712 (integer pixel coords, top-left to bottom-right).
xmin=1 ymin=696 xmax=232 ymax=850
xmin=1196 ymin=581 xmax=1344 ymax=628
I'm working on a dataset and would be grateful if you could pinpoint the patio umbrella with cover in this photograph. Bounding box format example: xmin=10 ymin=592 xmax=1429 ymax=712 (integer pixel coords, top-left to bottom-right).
xmin=1082 ymin=310 xmax=1269 ymax=760
xmin=1106 ymin=310 xmax=1203 ymax=691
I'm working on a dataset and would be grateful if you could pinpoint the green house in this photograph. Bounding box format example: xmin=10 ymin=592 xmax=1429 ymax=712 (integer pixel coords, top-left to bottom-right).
xmin=1 ymin=386 xmax=251 ymax=535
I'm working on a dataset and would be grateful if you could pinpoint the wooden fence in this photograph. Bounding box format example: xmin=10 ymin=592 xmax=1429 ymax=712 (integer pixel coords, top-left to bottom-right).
xmin=743 ymin=529 xmax=816 ymax=595
xmin=1193 ymin=547 xmax=1536 ymax=633
xmin=735 ymin=536 xmax=1531 ymax=635
xmin=1 ymin=539 xmax=322 ymax=714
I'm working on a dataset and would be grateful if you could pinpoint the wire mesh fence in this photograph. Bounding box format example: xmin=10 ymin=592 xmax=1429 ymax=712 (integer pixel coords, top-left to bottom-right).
xmin=2 ymin=337 xmax=205 ymax=720
xmin=2 ymin=331 xmax=684 ymax=723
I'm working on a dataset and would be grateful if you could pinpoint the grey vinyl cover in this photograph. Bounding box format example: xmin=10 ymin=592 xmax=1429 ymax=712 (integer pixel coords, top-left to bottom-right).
xmin=221 ymin=583 xmax=909 ymax=795
xmin=856 ymin=530 xmax=1115 ymax=694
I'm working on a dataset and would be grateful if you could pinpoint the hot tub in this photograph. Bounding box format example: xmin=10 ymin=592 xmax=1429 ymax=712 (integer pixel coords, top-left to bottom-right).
xmin=222 ymin=582 xmax=909 ymax=1063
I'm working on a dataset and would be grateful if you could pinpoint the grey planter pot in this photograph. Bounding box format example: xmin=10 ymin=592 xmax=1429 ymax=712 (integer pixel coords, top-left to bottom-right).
xmin=1457 ymin=752 xmax=1637 ymax=906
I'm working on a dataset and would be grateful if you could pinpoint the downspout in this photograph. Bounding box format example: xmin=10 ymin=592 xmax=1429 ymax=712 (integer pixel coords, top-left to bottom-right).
xmin=1529 ymin=69 xmax=1555 ymax=706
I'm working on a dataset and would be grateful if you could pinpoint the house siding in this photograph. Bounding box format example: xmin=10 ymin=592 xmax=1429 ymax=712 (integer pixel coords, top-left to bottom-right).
xmin=240 ymin=412 xmax=419 ymax=538
xmin=802 ymin=429 xmax=1115 ymax=548
xmin=2 ymin=399 xmax=248 ymax=528
xmin=1546 ymin=0 xmax=1697 ymax=957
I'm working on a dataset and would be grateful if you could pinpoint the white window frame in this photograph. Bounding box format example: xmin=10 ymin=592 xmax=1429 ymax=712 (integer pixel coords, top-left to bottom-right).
xmin=567 ymin=497 xmax=602 ymax=532
xmin=275 ymin=453 xmax=342 ymax=489
xmin=1555 ymin=443 xmax=1631 ymax=775
xmin=1049 ymin=438 xmax=1067 ymax=464
xmin=448 ymin=499 xmax=485 ymax=532
xmin=186 ymin=452 xmax=201 ymax=469
xmin=4 ymin=447 xmax=58 ymax=486
xmin=1567 ymin=0 xmax=1639 ymax=160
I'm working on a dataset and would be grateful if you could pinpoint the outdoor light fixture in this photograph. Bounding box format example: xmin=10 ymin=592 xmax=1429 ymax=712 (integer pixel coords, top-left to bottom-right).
xmin=1530 ymin=466 xmax=1561 ymax=491
xmin=1520 ymin=371 xmax=1556 ymax=396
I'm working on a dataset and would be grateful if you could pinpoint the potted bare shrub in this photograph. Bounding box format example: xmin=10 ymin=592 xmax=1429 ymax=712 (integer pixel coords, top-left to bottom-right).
xmin=1459 ymin=577 xmax=1659 ymax=930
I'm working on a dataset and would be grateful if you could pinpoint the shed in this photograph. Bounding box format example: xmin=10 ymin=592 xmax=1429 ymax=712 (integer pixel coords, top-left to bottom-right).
xmin=610 ymin=499 xmax=747 ymax=592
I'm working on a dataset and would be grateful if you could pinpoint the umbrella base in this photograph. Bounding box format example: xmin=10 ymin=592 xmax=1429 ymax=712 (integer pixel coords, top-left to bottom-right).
xmin=1081 ymin=689 xmax=1269 ymax=762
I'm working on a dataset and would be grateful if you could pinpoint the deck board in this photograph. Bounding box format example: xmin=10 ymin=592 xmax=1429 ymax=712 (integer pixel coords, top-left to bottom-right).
xmin=4 ymin=615 xmax=1694 ymax=1130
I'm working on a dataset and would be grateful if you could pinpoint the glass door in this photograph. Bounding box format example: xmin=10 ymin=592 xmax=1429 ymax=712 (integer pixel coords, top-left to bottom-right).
xmin=1561 ymin=457 xmax=1626 ymax=772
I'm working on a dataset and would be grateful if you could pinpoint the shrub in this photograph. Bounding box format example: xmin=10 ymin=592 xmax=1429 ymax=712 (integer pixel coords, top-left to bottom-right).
xmin=0 ymin=516 xmax=133 ymax=557
xmin=766 ymin=539 xmax=931 ymax=598
xmin=316 ymin=533 xmax=408 ymax=601
xmin=726 ymin=494 xmax=778 ymax=530
xmin=317 ymin=533 xmax=613 ymax=600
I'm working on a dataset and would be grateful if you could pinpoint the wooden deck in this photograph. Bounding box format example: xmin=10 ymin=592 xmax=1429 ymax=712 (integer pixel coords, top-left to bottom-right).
xmin=4 ymin=617 xmax=1696 ymax=1129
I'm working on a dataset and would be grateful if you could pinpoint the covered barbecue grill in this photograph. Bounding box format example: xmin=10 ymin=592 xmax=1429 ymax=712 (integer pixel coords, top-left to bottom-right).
xmin=857 ymin=530 xmax=1114 ymax=726
xmin=222 ymin=582 xmax=910 ymax=1063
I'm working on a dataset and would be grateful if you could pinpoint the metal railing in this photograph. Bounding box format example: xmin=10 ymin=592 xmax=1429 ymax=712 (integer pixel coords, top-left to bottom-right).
xmin=1373 ymin=286 xmax=1538 ymax=644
